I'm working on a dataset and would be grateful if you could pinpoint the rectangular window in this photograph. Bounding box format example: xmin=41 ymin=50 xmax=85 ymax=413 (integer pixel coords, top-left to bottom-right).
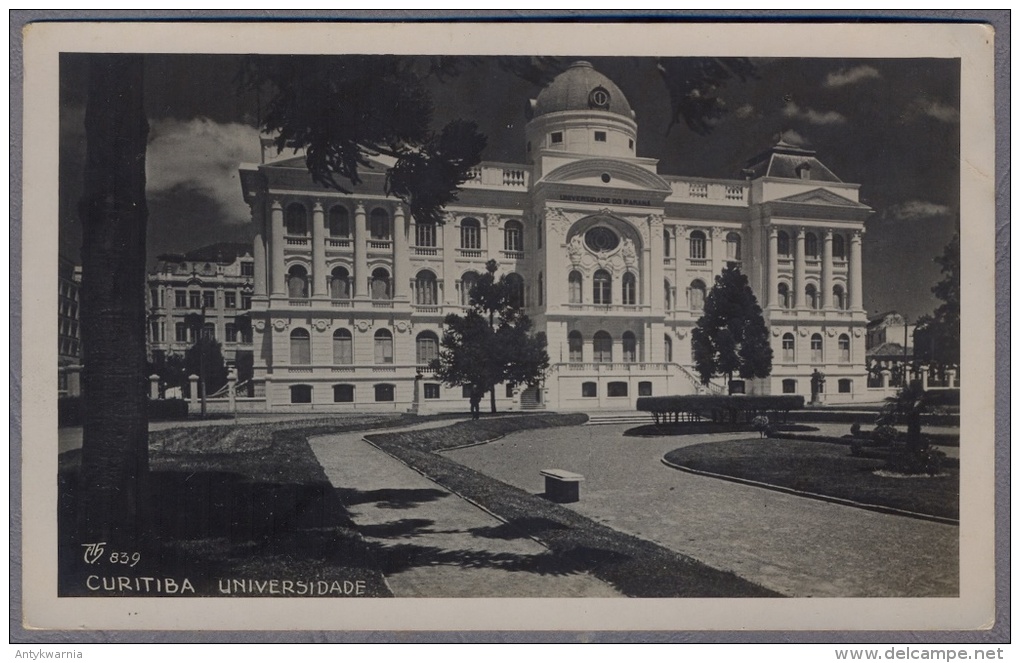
xmin=506 ymin=383 xmax=514 ymax=398
xmin=582 ymin=382 xmax=597 ymax=398
xmin=225 ymin=323 xmax=238 ymax=343
xmin=201 ymin=323 xmax=215 ymax=340
xmin=424 ymin=383 xmax=440 ymax=400
xmin=188 ymin=291 xmax=201 ymax=309
xmin=175 ymin=290 xmax=187 ymax=307
xmin=550 ymin=131 xmax=563 ymax=144
xmin=224 ymin=291 xmax=237 ymax=308
xmin=607 ymin=381 xmax=629 ymax=397
xmin=334 ymin=384 xmax=355 ymax=403
xmin=638 ymin=381 xmax=653 ymax=397
xmin=175 ymin=322 xmax=190 ymax=342
xmin=462 ymin=385 xmax=473 ymax=399
xmin=838 ymin=379 xmax=852 ymax=394
xmin=594 ymin=131 xmax=607 ymax=142
xmin=782 ymin=379 xmax=797 ymax=394
xmin=415 ymin=223 xmax=437 ymax=247
xmin=202 ymin=290 xmax=216 ymax=308
xmin=241 ymin=293 xmax=252 ymax=310
xmin=290 ymin=385 xmax=312 ymax=404
xmin=241 ymin=262 xmax=255 ymax=277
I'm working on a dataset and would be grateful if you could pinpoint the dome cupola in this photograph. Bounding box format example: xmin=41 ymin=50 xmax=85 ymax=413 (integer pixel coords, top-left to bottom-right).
xmin=527 ymin=61 xmax=635 ymax=121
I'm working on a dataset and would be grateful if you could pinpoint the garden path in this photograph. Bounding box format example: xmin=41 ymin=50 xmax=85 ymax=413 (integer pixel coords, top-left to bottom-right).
xmin=308 ymin=420 xmax=623 ymax=598
xmin=445 ymin=424 xmax=960 ymax=598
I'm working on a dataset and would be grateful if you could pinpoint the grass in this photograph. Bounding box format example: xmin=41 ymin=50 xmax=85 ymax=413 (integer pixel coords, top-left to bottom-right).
xmin=367 ymin=415 xmax=780 ymax=598
xmin=58 ymin=413 xmax=448 ymax=598
xmin=663 ymin=438 xmax=959 ymax=521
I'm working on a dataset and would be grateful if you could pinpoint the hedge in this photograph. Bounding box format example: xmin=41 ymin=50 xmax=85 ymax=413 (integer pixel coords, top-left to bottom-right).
xmin=636 ymin=395 xmax=805 ymax=425
xmin=58 ymin=397 xmax=189 ymax=428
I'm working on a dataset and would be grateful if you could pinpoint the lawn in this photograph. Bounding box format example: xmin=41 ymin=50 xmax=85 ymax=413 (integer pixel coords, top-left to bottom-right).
xmin=58 ymin=414 xmax=435 ymax=598
xmin=367 ymin=416 xmax=780 ymax=598
xmin=663 ymin=438 xmax=959 ymax=521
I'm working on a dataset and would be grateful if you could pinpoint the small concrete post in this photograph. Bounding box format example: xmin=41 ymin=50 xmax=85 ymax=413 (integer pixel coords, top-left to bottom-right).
xmin=920 ymin=367 xmax=929 ymax=390
xmin=880 ymin=369 xmax=891 ymax=389
xmin=227 ymin=367 xmax=237 ymax=413
xmin=188 ymin=374 xmax=200 ymax=411
xmin=947 ymin=368 xmax=956 ymax=389
xmin=149 ymin=374 xmax=161 ymax=399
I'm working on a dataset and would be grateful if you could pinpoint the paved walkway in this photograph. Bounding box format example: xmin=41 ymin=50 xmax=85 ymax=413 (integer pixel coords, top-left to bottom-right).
xmin=308 ymin=421 xmax=622 ymax=598
xmin=444 ymin=424 xmax=959 ymax=598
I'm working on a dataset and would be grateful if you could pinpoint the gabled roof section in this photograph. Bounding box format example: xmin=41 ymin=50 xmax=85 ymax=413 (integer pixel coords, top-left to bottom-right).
xmin=772 ymin=187 xmax=870 ymax=209
xmin=540 ymin=158 xmax=671 ymax=193
xmin=742 ymin=139 xmax=843 ymax=183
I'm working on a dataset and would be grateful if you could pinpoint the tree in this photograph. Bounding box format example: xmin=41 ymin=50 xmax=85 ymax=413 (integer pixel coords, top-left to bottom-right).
xmin=913 ymin=233 xmax=960 ymax=375
xmin=431 ymin=260 xmax=549 ymax=416
xmin=185 ymin=337 xmax=229 ymax=398
xmin=691 ymin=265 xmax=773 ymax=394
xmin=76 ymin=54 xmax=151 ymax=546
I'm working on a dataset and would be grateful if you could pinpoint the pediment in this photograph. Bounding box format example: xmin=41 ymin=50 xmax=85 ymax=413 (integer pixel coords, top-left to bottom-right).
xmin=541 ymin=159 xmax=672 ymax=193
xmin=773 ymin=187 xmax=869 ymax=208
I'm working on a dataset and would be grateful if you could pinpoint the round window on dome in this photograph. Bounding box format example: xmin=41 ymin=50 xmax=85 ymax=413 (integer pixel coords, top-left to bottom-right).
xmin=589 ymin=86 xmax=611 ymax=109
xmin=584 ymin=227 xmax=620 ymax=252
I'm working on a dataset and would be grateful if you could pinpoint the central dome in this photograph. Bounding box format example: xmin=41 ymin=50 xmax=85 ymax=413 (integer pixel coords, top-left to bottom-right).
xmin=529 ymin=61 xmax=634 ymax=119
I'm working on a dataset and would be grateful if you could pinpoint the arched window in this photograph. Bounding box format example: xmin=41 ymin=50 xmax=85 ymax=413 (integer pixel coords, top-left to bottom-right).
xmin=663 ymin=228 xmax=671 ymax=258
xmin=460 ymin=271 xmax=478 ymax=306
xmin=333 ymin=384 xmax=354 ymax=403
xmin=285 ymin=203 xmax=307 ymax=236
xmin=811 ymin=333 xmax=823 ymax=362
xmin=805 ymin=232 xmax=819 ymax=258
xmin=833 ymin=284 xmax=846 ymax=310
xmin=415 ymin=221 xmax=437 ymax=247
xmin=832 ymin=234 xmax=846 ymax=259
xmin=726 ymin=232 xmax=742 ymax=261
xmin=370 ymin=208 xmax=390 ymax=240
xmin=460 ymin=217 xmax=481 ymax=249
xmin=415 ymin=270 xmax=438 ymax=305
xmin=593 ymin=331 xmax=613 ymax=363
xmin=622 ymin=272 xmax=636 ymax=305
xmin=622 ymin=331 xmax=637 ymax=363
xmin=504 ymin=219 xmax=523 ymax=252
xmin=664 ymin=334 xmax=673 ymax=363
xmin=290 ymin=384 xmax=312 ymax=403
xmin=333 ymin=328 xmax=353 ymax=364
xmin=374 ymin=329 xmax=393 ymax=364
xmin=806 ymin=284 xmax=819 ymax=310
xmin=330 ymin=266 xmax=350 ymax=300
xmin=416 ymin=331 xmax=439 ymax=365
xmin=371 ymin=267 xmax=391 ymax=300
xmin=782 ymin=332 xmax=795 ymax=361
xmin=568 ymin=331 xmax=583 ymax=363
xmin=290 ymin=328 xmax=310 ymax=365
xmin=328 ymin=206 xmax=350 ymax=237
xmin=593 ymin=269 xmax=612 ymax=305
xmin=689 ymin=230 xmax=707 ymax=260
xmin=777 ymin=230 xmax=791 ymax=257
xmin=778 ymin=282 xmax=791 ymax=309
xmin=839 ymin=334 xmax=851 ymax=362
xmin=374 ymin=383 xmax=395 ymax=402
xmin=568 ymin=271 xmax=583 ymax=304
xmin=664 ymin=280 xmax=672 ymax=310
xmin=505 ymin=272 xmax=525 ymax=308
xmin=689 ymin=280 xmax=707 ymax=311
xmin=287 ymin=264 xmax=309 ymax=298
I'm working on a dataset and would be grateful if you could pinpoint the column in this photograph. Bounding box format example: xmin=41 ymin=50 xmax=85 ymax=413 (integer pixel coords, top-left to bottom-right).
xmin=253 ymin=228 xmax=267 ymax=298
xmin=672 ymin=226 xmax=684 ymax=312
xmin=822 ymin=229 xmax=834 ymax=309
xmin=270 ymin=200 xmax=286 ymax=296
xmin=354 ymin=202 xmax=368 ymax=298
xmin=311 ymin=201 xmax=326 ymax=297
xmin=767 ymin=225 xmax=779 ymax=308
xmin=188 ymin=374 xmax=200 ymax=410
xmin=793 ymin=228 xmax=806 ymax=309
xmin=849 ymin=230 xmax=864 ymax=310
xmin=485 ymin=214 xmax=501 ymax=257
xmin=711 ymin=227 xmax=726 ymax=276
xmin=227 ymin=367 xmax=237 ymax=413
xmin=442 ymin=214 xmax=456 ymax=304
xmin=649 ymin=215 xmax=665 ymax=315
xmin=393 ymin=205 xmax=410 ymax=300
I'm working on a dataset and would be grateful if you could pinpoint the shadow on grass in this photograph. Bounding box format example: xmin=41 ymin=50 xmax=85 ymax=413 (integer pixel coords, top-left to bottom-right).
xmin=336 ymin=487 xmax=450 ymax=510
xmin=368 ymin=541 xmax=598 ymax=578
xmin=468 ymin=517 xmax=569 ymax=540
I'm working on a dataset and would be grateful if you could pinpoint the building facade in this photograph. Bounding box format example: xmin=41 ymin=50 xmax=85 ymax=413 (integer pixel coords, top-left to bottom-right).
xmin=58 ymin=255 xmax=83 ymax=397
xmin=145 ymin=243 xmax=256 ymax=371
xmin=239 ymin=61 xmax=871 ymax=412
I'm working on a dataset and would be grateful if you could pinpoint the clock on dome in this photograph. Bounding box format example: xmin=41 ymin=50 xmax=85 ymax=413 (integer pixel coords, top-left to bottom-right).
xmin=589 ymin=86 xmax=611 ymax=109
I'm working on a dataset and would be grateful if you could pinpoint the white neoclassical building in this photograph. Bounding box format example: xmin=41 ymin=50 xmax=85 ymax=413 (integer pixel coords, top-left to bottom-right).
xmin=238 ymin=61 xmax=871 ymax=412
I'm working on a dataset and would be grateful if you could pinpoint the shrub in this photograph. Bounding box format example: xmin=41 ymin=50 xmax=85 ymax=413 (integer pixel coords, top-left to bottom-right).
xmin=636 ymin=395 xmax=804 ymax=425
xmin=886 ymin=446 xmax=947 ymax=476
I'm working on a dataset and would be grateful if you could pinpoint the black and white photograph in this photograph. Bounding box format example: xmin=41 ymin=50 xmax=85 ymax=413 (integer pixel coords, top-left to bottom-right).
xmin=18 ymin=20 xmax=998 ymax=635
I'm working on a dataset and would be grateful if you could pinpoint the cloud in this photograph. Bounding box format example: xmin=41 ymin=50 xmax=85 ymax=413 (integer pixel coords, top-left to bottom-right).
xmin=780 ymin=129 xmax=808 ymax=146
xmin=734 ymin=103 xmax=755 ymax=119
xmin=919 ymin=100 xmax=960 ymax=123
xmin=782 ymin=102 xmax=846 ymax=125
xmin=885 ymin=200 xmax=953 ymax=221
xmin=824 ymin=65 xmax=881 ymax=88
xmin=145 ymin=118 xmax=262 ymax=224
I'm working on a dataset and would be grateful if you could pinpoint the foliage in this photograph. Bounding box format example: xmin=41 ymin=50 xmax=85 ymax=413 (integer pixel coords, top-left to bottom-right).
xmin=430 ymin=260 xmax=549 ymax=413
xmin=59 ymin=397 xmax=188 ymax=428
xmin=886 ymin=445 xmax=947 ymax=476
xmin=636 ymin=394 xmax=804 ymax=425
xmin=913 ymin=234 xmax=960 ymax=370
xmin=691 ymin=265 xmax=773 ymax=393
xmin=184 ymin=337 xmax=229 ymax=396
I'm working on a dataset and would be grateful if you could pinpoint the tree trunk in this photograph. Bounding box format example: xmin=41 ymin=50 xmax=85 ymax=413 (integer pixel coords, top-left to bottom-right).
xmin=76 ymin=54 xmax=151 ymax=548
xmin=490 ymin=387 xmax=497 ymax=413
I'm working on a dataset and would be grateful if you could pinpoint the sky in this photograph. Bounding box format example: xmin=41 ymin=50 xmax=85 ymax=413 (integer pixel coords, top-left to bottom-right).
xmin=59 ymin=54 xmax=960 ymax=321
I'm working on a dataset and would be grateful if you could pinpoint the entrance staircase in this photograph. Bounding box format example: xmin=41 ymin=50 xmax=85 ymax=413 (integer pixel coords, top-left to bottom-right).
xmin=519 ymin=388 xmax=546 ymax=411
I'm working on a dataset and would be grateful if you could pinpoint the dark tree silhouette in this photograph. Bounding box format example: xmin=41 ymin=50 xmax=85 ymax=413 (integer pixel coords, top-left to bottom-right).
xmin=76 ymin=54 xmax=150 ymax=546
xmin=913 ymin=233 xmax=960 ymax=374
xmin=691 ymin=265 xmax=773 ymax=394
xmin=431 ymin=260 xmax=548 ymax=415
